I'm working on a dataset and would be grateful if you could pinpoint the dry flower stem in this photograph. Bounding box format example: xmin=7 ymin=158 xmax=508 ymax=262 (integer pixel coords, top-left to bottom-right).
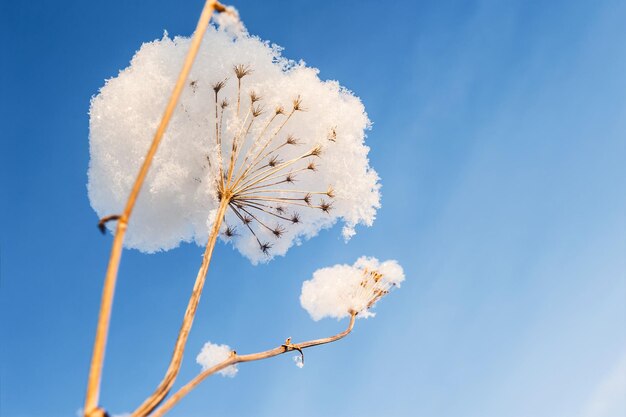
xmin=151 ymin=312 xmax=357 ymax=417
xmin=131 ymin=198 xmax=230 ymax=417
xmin=83 ymin=2 xmax=225 ymax=416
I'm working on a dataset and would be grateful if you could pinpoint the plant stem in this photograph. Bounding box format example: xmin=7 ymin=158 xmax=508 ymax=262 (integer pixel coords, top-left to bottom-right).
xmin=131 ymin=198 xmax=230 ymax=417
xmin=151 ymin=312 xmax=357 ymax=417
xmin=83 ymin=2 xmax=223 ymax=416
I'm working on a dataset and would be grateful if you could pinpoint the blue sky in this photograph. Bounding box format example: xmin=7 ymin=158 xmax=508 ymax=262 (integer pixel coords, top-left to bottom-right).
xmin=1 ymin=0 xmax=625 ymax=416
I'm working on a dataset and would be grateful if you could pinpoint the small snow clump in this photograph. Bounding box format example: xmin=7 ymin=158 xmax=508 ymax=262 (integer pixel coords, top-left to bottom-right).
xmin=300 ymin=256 xmax=404 ymax=321
xmin=196 ymin=342 xmax=237 ymax=377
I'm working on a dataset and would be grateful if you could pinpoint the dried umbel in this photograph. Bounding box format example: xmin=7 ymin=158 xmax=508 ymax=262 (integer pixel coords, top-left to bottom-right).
xmin=88 ymin=17 xmax=381 ymax=262
xmin=85 ymin=9 xmax=383 ymax=417
xmin=300 ymin=256 xmax=405 ymax=320
xmin=204 ymin=70 xmax=338 ymax=257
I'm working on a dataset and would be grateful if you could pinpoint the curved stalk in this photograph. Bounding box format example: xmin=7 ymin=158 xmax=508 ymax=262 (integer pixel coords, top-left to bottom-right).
xmin=83 ymin=2 xmax=225 ymax=417
xmin=131 ymin=198 xmax=230 ymax=417
xmin=151 ymin=312 xmax=357 ymax=417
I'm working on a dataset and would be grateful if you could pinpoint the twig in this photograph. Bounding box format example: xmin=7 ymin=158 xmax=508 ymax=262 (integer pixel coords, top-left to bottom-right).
xmin=83 ymin=2 xmax=225 ymax=416
xmin=151 ymin=312 xmax=357 ymax=417
xmin=130 ymin=198 xmax=230 ymax=417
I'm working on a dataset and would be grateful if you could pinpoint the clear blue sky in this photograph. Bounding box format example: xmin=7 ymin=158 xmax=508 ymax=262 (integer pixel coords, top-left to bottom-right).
xmin=1 ymin=1 xmax=625 ymax=416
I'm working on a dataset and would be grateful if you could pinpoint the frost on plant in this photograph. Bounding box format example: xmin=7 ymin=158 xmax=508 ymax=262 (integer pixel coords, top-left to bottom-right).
xmin=88 ymin=17 xmax=380 ymax=263
xmin=300 ymin=256 xmax=405 ymax=321
xmin=196 ymin=342 xmax=237 ymax=377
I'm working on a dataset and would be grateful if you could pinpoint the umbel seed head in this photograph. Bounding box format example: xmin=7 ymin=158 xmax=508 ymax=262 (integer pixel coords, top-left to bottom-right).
xmin=87 ymin=21 xmax=380 ymax=262
xmin=300 ymin=257 xmax=405 ymax=321
xmin=203 ymin=67 xmax=345 ymax=257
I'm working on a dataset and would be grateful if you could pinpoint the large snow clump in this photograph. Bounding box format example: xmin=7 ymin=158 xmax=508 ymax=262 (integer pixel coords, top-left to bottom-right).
xmin=88 ymin=15 xmax=380 ymax=263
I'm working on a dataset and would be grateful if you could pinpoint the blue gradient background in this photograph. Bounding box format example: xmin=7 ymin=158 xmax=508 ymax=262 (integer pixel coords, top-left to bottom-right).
xmin=1 ymin=1 xmax=625 ymax=416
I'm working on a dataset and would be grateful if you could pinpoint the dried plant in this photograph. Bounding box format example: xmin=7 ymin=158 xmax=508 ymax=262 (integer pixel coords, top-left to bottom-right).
xmin=126 ymin=61 xmax=350 ymax=417
xmin=206 ymin=71 xmax=339 ymax=256
xmin=83 ymin=2 xmax=384 ymax=417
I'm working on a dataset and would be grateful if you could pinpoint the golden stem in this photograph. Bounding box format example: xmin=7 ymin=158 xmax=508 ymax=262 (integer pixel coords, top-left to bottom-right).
xmin=151 ymin=313 xmax=357 ymax=417
xmin=230 ymin=109 xmax=295 ymax=190
xmin=247 ymin=139 xmax=293 ymax=173
xmin=236 ymin=196 xmax=321 ymax=209
xmin=231 ymin=113 xmax=279 ymax=184
xmin=83 ymin=2 xmax=222 ymax=416
xmin=236 ymin=77 xmax=241 ymax=118
xmin=243 ymin=111 xmax=294 ymax=168
xmin=238 ymin=189 xmax=328 ymax=196
xmin=215 ymin=90 xmax=225 ymax=191
xmin=234 ymin=149 xmax=313 ymax=194
xmin=236 ymin=165 xmax=313 ymax=193
xmin=130 ymin=197 xmax=230 ymax=417
xmin=226 ymin=108 xmax=253 ymax=186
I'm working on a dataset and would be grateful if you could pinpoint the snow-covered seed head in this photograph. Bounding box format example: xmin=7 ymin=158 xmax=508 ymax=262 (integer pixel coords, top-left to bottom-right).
xmin=88 ymin=13 xmax=381 ymax=263
xmin=208 ymin=71 xmax=340 ymax=257
xmin=300 ymin=257 xmax=405 ymax=321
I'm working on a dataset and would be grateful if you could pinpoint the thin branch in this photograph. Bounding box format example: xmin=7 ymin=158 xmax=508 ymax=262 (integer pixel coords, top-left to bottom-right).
xmin=234 ymin=147 xmax=319 ymax=195
xmin=234 ymin=196 xmax=326 ymax=211
xmin=237 ymin=165 xmax=314 ymax=194
xmin=228 ymin=202 xmax=265 ymax=248
xmin=83 ymin=2 xmax=224 ymax=417
xmin=151 ymin=313 xmax=357 ymax=417
xmin=234 ymin=200 xmax=293 ymax=222
xmin=130 ymin=198 xmax=230 ymax=417
xmin=230 ymin=108 xmax=296 ymax=190
xmin=230 ymin=111 xmax=280 ymax=185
